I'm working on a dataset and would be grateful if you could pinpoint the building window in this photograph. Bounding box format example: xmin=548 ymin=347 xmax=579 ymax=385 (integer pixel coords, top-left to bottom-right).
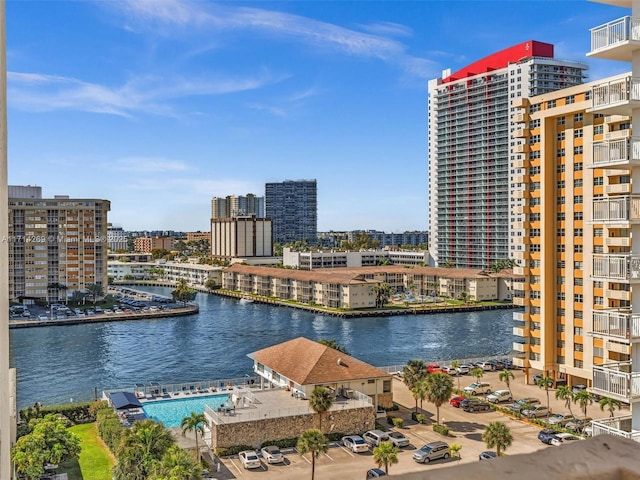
xmin=557 ymin=245 xmax=565 ymax=253
xmin=530 ymin=135 xmax=541 ymax=144
xmin=574 ymin=276 xmax=583 ymax=285
xmin=594 ymin=177 xmax=604 ymax=186
xmin=557 ymin=132 xmax=565 ymax=141
xmin=575 ymin=343 xmax=584 ymax=352
xmin=557 ymin=356 xmax=566 ymax=365
xmin=383 ymin=380 xmax=391 ymax=393
xmin=556 ymin=212 xmax=565 ymax=221
xmin=566 ymin=95 xmax=575 ymax=104
xmin=557 ymin=180 xmax=565 ymax=189
xmin=594 ymin=228 xmax=603 ymax=237
xmin=574 ymin=145 xmax=583 ymax=155
xmin=557 ymin=292 xmax=565 ymax=300
xmin=574 ymin=360 xmax=583 ymax=368
xmin=594 ymin=125 xmax=604 ymax=135
xmin=574 ymin=326 xmax=583 ymax=336
xmin=530 ymin=244 xmax=541 ymax=252
xmin=574 ymin=261 xmax=583 ymax=270
xmin=530 ymin=104 xmax=541 ymax=114
xmin=557 ymin=228 xmax=565 ymax=237
xmin=557 ymin=148 xmax=565 ymax=157
xmin=574 ymin=162 xmax=583 ymax=171
xmin=557 ymin=323 xmax=565 ymax=332
xmin=574 ymin=179 xmax=583 ymax=188
xmin=574 ymin=196 xmax=583 ymax=204
xmin=574 ymin=212 xmax=583 ymax=220
xmin=557 ymin=164 xmax=566 ymax=173
xmin=595 ymin=296 xmax=604 ymax=305
xmin=548 ymin=100 xmax=557 ymax=108
xmin=557 ymin=340 xmax=565 ymax=348
xmin=574 ymin=113 xmax=583 ymax=122
xmin=557 ymin=197 xmax=565 ymax=205
xmin=575 ymin=310 xmax=583 ymax=319
xmin=574 ymin=128 xmax=583 ymax=138
xmin=557 ymin=308 xmax=565 ymax=317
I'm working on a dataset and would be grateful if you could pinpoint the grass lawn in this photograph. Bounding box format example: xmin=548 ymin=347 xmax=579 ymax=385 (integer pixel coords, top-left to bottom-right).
xmin=60 ymin=423 xmax=114 ymax=480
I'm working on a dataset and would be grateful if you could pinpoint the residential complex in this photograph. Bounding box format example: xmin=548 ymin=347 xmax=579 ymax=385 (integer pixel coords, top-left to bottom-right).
xmin=211 ymin=216 xmax=273 ymax=258
xmin=107 ymin=224 xmax=128 ymax=251
xmin=428 ymin=41 xmax=588 ymax=269
xmin=211 ymin=194 xmax=264 ymax=219
xmin=317 ymin=230 xmax=429 ymax=249
xmin=133 ymin=236 xmax=175 ymax=253
xmin=8 ymin=186 xmax=110 ymax=304
xmin=283 ymin=247 xmax=430 ymax=269
xmin=108 ymin=260 xmax=222 ymax=288
xmin=514 ymin=0 xmax=640 ymax=440
xmin=223 ymin=264 xmax=516 ymax=309
xmin=265 ymin=179 xmax=317 ymax=244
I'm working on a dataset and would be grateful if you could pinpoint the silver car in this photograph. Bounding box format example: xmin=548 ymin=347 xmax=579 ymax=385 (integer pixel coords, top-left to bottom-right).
xmin=412 ymin=441 xmax=450 ymax=463
xmin=388 ymin=431 xmax=410 ymax=448
xmin=260 ymin=445 xmax=284 ymax=464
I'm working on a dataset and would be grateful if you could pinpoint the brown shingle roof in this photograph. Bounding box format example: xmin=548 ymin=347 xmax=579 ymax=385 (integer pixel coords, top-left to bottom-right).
xmin=248 ymin=337 xmax=391 ymax=385
xmin=225 ymin=263 xmax=373 ymax=284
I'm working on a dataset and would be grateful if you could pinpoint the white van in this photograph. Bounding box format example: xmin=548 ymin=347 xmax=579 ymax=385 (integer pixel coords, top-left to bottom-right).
xmin=363 ymin=430 xmax=390 ymax=448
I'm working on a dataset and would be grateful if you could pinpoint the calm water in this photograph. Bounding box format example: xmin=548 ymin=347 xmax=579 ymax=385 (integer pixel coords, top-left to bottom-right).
xmin=9 ymin=287 xmax=516 ymax=410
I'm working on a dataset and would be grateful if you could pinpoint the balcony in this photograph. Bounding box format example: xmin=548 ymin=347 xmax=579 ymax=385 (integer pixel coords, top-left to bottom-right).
xmin=592 ymin=361 xmax=640 ymax=401
xmin=606 ymin=183 xmax=632 ymax=194
xmin=592 ymin=195 xmax=640 ymax=223
xmin=512 ymin=341 xmax=527 ymax=353
xmin=591 ymin=416 xmax=640 ymax=442
xmin=513 ymin=143 xmax=529 ymax=154
xmin=589 ymin=16 xmax=640 ymax=61
xmin=512 ymin=325 xmax=529 ymax=337
xmin=591 ymin=136 xmax=640 ymax=169
xmin=513 ymin=112 xmax=528 ymax=123
xmin=592 ymin=254 xmax=640 ymax=281
xmin=588 ymin=76 xmax=640 ymax=115
xmin=592 ymin=310 xmax=640 ymax=341
xmin=513 ymin=128 xmax=529 ymax=138
xmin=605 ymin=289 xmax=632 ymax=301
xmin=606 ymin=237 xmax=631 ymax=247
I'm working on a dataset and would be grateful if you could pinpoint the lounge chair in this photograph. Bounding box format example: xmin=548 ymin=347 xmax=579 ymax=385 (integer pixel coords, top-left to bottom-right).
xmin=189 ymin=385 xmax=196 ymax=394
xmin=161 ymin=388 xmax=170 ymax=398
xmin=183 ymin=386 xmax=190 ymax=395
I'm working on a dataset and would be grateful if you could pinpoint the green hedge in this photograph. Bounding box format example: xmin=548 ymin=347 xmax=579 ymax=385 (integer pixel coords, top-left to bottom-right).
xmin=260 ymin=438 xmax=298 ymax=449
xmin=384 ymin=403 xmax=400 ymax=411
xmin=391 ymin=417 xmax=404 ymax=428
xmin=96 ymin=408 xmax=124 ymax=453
xmin=215 ymin=445 xmax=254 ymax=457
xmin=433 ymin=424 xmax=450 ymax=436
xmin=20 ymin=401 xmax=95 ymax=425
xmin=411 ymin=412 xmax=427 ymax=424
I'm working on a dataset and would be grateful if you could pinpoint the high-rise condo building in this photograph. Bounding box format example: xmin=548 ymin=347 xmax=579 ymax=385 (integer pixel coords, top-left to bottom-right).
xmin=211 ymin=194 xmax=264 ymax=219
xmin=265 ymin=179 xmax=317 ymax=244
xmin=8 ymin=187 xmax=110 ymax=304
xmin=428 ymin=41 xmax=588 ymax=269
xmin=514 ymin=0 xmax=640 ymax=439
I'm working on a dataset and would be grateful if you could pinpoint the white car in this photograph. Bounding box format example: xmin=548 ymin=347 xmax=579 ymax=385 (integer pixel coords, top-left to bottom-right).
xmin=238 ymin=450 xmax=261 ymax=469
xmin=342 ymin=435 xmax=369 ymax=453
xmin=388 ymin=431 xmax=410 ymax=448
xmin=550 ymin=432 xmax=582 ymax=446
xmin=463 ymin=382 xmax=492 ymax=395
xmin=486 ymin=389 xmax=512 ymax=404
xmin=38 ymin=314 xmax=48 ymax=321
xmin=260 ymin=445 xmax=284 ymax=464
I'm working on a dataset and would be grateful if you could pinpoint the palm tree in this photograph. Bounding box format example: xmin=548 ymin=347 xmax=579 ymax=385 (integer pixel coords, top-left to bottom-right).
xmin=470 ymin=367 xmax=484 ymax=383
xmin=482 ymin=421 xmax=513 ymax=456
xmin=412 ymin=378 xmax=428 ymax=412
xmin=599 ymin=396 xmax=623 ymax=418
xmin=426 ymin=372 xmax=454 ymax=425
xmin=450 ymin=360 xmax=461 ymax=390
xmin=574 ymin=390 xmax=594 ymax=421
xmin=536 ymin=375 xmax=554 ymax=417
xmin=499 ymin=369 xmax=515 ymax=398
xmin=402 ymin=359 xmax=427 ymax=412
xmin=372 ymin=442 xmax=399 ymax=474
xmin=151 ymin=444 xmax=201 ymax=480
xmin=309 ymin=386 xmax=333 ymax=430
xmin=555 ymin=385 xmax=575 ymax=418
xmin=297 ymin=429 xmax=328 ymax=480
xmin=85 ymin=283 xmax=104 ymax=306
xmin=113 ymin=419 xmax=175 ymax=480
xmin=180 ymin=411 xmax=207 ymax=462
xmin=449 ymin=443 xmax=462 ymax=462
xmin=371 ymin=282 xmax=392 ymax=308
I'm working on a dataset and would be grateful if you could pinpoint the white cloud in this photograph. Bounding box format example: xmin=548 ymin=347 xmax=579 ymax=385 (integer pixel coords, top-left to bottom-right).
xmin=357 ymin=21 xmax=413 ymax=38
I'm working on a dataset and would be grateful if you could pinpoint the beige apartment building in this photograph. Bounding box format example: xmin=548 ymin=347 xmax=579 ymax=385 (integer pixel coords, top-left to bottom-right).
xmin=211 ymin=216 xmax=273 ymax=258
xmin=513 ymin=0 xmax=640 ymax=440
xmin=133 ymin=236 xmax=175 ymax=253
xmin=8 ymin=187 xmax=110 ymax=304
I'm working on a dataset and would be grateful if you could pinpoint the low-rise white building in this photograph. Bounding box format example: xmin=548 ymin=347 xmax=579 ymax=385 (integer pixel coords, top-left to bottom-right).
xmin=283 ymin=248 xmax=431 ymax=269
xmin=108 ymin=260 xmax=222 ymax=288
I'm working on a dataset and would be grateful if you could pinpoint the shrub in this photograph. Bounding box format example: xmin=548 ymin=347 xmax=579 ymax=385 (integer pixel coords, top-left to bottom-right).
xmin=392 ymin=417 xmax=404 ymax=429
xmin=260 ymin=438 xmax=298 ymax=449
xmin=326 ymin=432 xmax=346 ymax=442
xmin=411 ymin=413 xmax=427 ymax=424
xmin=384 ymin=403 xmax=400 ymax=411
xmin=215 ymin=445 xmax=254 ymax=457
xmin=21 ymin=402 xmax=96 ymax=425
xmin=96 ymin=408 xmax=124 ymax=453
xmin=433 ymin=424 xmax=450 ymax=436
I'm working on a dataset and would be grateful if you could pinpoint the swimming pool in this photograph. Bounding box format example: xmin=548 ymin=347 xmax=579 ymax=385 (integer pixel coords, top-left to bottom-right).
xmin=142 ymin=393 xmax=230 ymax=427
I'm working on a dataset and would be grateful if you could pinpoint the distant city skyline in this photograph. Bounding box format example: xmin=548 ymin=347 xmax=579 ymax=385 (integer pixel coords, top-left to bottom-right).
xmin=6 ymin=1 xmax=628 ymax=231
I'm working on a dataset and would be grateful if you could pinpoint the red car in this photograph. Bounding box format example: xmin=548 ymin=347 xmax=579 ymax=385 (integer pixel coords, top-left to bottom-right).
xmin=426 ymin=363 xmax=442 ymax=374
xmin=449 ymin=395 xmax=466 ymax=408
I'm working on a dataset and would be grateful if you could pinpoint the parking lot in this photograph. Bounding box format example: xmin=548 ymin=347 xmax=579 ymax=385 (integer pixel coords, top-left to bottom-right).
xmin=210 ymin=368 xmax=617 ymax=479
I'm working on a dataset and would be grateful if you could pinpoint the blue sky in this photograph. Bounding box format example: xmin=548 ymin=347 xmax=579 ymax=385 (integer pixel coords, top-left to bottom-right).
xmin=6 ymin=0 xmax=629 ymax=232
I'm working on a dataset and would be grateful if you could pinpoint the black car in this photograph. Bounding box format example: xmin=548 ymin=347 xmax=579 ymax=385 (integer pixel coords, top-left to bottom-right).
xmin=538 ymin=428 xmax=558 ymax=445
xmin=479 ymin=451 xmax=498 ymax=461
xmin=461 ymin=399 xmax=491 ymax=412
xmin=366 ymin=468 xmax=387 ymax=478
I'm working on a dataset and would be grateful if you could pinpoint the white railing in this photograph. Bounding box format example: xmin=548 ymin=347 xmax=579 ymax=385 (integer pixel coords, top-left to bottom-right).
xmin=591 ymin=415 xmax=640 ymax=442
xmin=592 ymin=195 xmax=640 ymax=222
xmin=592 ymin=310 xmax=640 ymax=340
xmin=592 ymin=254 xmax=640 ymax=281
xmin=591 ymin=16 xmax=640 ymax=52
xmin=592 ymin=361 xmax=640 ymax=400
xmin=592 ymin=136 xmax=640 ymax=166
xmin=591 ymin=76 xmax=640 ymax=109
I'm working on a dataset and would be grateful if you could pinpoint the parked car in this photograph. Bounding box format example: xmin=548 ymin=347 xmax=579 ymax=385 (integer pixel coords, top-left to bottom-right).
xmin=475 ymin=362 xmax=494 ymax=371
xmin=509 ymin=397 xmax=541 ymax=413
xmin=479 ymin=451 xmax=498 ymax=461
xmin=486 ymin=389 xmax=513 ymax=404
xmin=566 ymin=417 xmax=592 ymax=434
xmin=572 ymin=384 xmax=587 ymax=395
xmin=449 ymin=395 xmax=466 ymax=408
xmin=538 ymin=429 xmax=558 ymax=445
xmin=412 ymin=441 xmax=450 ymax=464
xmin=260 ymin=445 xmax=284 ymax=464
xmin=550 ymin=432 xmax=582 ymax=446
xmin=547 ymin=413 xmax=575 ymax=426
xmin=238 ymin=450 xmax=261 ymax=469
xmin=426 ymin=363 xmax=442 ymax=374
xmin=342 ymin=435 xmax=369 ymax=453
xmin=366 ymin=468 xmax=387 ymax=478
xmin=461 ymin=399 xmax=492 ymax=413
xmin=522 ymin=405 xmax=550 ymax=418
xmin=38 ymin=314 xmax=48 ymax=321
xmin=463 ymin=382 xmax=492 ymax=395
xmin=387 ymin=431 xmax=410 ymax=448
xmin=363 ymin=430 xmax=390 ymax=448
xmin=441 ymin=366 xmax=456 ymax=375
xmin=456 ymin=364 xmax=472 ymax=375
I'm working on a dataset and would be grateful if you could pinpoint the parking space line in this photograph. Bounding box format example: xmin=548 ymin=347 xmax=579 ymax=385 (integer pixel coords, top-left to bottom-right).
xmin=294 ymin=448 xmax=311 ymax=464
xmin=339 ymin=445 xmax=355 ymax=457
xmin=323 ymin=451 xmax=334 ymax=461
xmin=228 ymin=458 xmax=243 ymax=475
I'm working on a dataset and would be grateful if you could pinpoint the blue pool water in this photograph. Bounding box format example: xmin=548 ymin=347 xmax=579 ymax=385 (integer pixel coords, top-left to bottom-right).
xmin=142 ymin=393 xmax=230 ymax=427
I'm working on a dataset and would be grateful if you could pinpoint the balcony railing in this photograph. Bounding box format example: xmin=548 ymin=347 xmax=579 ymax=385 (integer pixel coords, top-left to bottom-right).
xmin=591 ymin=16 xmax=640 ymax=52
xmin=591 ymin=76 xmax=640 ymax=111
xmin=592 ymin=361 xmax=640 ymax=401
xmin=592 ymin=310 xmax=640 ymax=340
xmin=591 ymin=415 xmax=640 ymax=442
xmin=592 ymin=254 xmax=640 ymax=281
xmin=592 ymin=195 xmax=640 ymax=222
xmin=592 ymin=136 xmax=640 ymax=168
